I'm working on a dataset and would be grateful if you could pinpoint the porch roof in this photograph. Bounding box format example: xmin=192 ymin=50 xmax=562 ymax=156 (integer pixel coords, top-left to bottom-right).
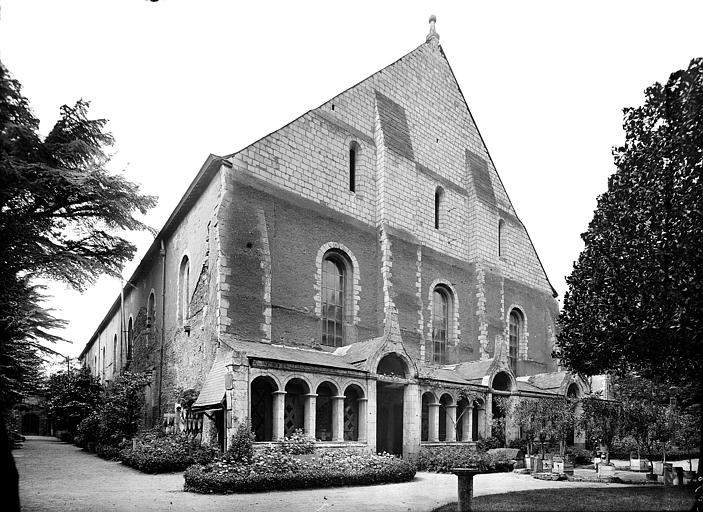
xmin=192 ymin=348 xmax=231 ymax=410
xmin=228 ymin=340 xmax=366 ymax=372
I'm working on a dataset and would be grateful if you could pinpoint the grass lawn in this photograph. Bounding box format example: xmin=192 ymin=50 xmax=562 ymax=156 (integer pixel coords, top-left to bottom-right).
xmin=432 ymin=486 xmax=695 ymax=511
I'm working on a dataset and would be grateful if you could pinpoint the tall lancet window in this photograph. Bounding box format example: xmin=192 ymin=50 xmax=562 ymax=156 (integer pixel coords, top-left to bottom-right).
xmin=322 ymin=251 xmax=351 ymax=347
xmin=432 ymin=287 xmax=450 ymax=364
xmin=349 ymin=141 xmax=359 ymax=192
xmin=434 ymin=187 xmax=444 ymax=230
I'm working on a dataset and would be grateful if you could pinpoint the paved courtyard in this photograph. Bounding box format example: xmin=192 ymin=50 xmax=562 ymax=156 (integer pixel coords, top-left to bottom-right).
xmin=16 ymin=436 xmax=636 ymax=512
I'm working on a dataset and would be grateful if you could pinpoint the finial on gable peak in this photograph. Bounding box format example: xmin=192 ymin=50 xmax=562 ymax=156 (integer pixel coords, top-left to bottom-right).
xmin=426 ymin=14 xmax=439 ymax=44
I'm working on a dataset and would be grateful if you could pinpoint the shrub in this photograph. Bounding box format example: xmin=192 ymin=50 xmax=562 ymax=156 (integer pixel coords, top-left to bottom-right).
xmin=415 ymin=445 xmax=499 ymax=473
xmin=58 ymin=431 xmax=74 ymax=443
xmin=184 ymin=448 xmax=416 ymax=494
xmin=75 ymin=412 xmax=102 ymax=448
xmin=565 ymin=447 xmax=593 ymax=464
xmin=475 ymin=436 xmax=502 ymax=452
xmin=121 ymin=430 xmax=216 ymax=473
xmin=227 ymin=421 xmax=255 ymax=464
xmin=96 ymin=442 xmax=123 ymax=460
xmin=279 ymin=428 xmax=315 ymax=455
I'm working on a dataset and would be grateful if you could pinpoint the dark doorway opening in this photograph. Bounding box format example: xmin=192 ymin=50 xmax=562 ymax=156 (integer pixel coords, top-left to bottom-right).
xmin=376 ymin=382 xmax=404 ymax=456
xmin=214 ymin=409 xmax=225 ymax=452
xmin=21 ymin=413 xmax=39 ymax=435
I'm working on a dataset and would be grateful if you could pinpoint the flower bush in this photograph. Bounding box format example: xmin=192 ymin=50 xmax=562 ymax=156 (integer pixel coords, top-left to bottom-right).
xmin=121 ymin=429 xmax=216 ymax=473
xmin=184 ymin=447 xmax=416 ymax=494
xmin=415 ymin=445 xmax=503 ymax=473
xmin=278 ymin=428 xmax=315 ymax=455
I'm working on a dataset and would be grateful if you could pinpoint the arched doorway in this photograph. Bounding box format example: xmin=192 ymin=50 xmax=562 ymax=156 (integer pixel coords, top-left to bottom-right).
xmin=251 ymin=376 xmax=277 ymax=441
xmin=376 ymin=354 xmax=406 ymax=455
xmin=21 ymin=413 xmax=40 ymax=435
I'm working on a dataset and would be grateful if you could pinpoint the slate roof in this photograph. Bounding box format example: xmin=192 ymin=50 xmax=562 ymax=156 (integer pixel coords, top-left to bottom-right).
xmin=418 ymin=367 xmax=473 ymax=385
xmin=454 ymin=359 xmax=495 ymax=382
xmin=334 ymin=337 xmax=385 ymax=365
xmin=526 ymin=371 xmax=568 ymax=391
xmin=227 ymin=340 xmax=365 ymax=372
xmin=192 ymin=348 xmax=232 ymax=410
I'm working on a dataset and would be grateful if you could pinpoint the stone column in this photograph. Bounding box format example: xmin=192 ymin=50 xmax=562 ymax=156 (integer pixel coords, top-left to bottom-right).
xmin=446 ymin=404 xmax=457 ymax=442
xmin=332 ymin=395 xmax=345 ymax=441
xmin=428 ymin=402 xmax=440 ymax=442
xmin=367 ymin=380 xmax=377 ymax=452
xmin=272 ymin=390 xmax=286 ymax=441
xmin=484 ymin=393 xmax=492 ymax=438
xmin=358 ymin=398 xmax=368 ymax=443
xmin=462 ymin=406 xmax=473 ymax=442
xmin=304 ymin=393 xmax=317 ymax=439
xmin=403 ymin=383 xmax=420 ymax=458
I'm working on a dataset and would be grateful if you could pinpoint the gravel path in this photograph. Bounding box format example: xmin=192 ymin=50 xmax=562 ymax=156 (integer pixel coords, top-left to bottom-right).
xmin=16 ymin=436 xmax=633 ymax=512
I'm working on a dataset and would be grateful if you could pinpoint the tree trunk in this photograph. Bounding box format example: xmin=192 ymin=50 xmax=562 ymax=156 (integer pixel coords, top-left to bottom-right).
xmin=0 ymin=418 xmax=20 ymax=512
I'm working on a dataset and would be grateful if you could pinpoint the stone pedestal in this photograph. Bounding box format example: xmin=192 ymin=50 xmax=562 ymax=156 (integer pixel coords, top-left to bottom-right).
xmin=451 ymin=468 xmax=483 ymax=512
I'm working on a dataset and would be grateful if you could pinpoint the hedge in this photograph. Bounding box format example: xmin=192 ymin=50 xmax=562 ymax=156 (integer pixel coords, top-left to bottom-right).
xmin=184 ymin=448 xmax=416 ymax=494
xmin=121 ymin=430 xmax=216 ymax=473
xmin=415 ymin=445 xmax=508 ymax=473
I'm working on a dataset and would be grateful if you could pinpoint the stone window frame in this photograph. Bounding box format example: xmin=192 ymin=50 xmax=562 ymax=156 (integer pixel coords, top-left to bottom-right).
xmin=177 ymin=254 xmax=190 ymax=327
xmin=127 ymin=315 xmax=134 ymax=364
xmin=426 ymin=279 xmax=460 ymax=365
xmin=343 ymin=136 xmax=367 ymax=198
xmin=434 ymin=186 xmax=445 ymax=230
xmin=505 ymin=304 xmax=528 ymax=364
xmin=498 ymin=218 xmax=506 ymax=259
xmin=314 ymin=242 xmax=360 ymax=346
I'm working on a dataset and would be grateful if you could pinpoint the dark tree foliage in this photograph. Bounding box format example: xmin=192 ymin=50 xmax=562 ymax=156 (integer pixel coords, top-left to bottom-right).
xmin=555 ymin=57 xmax=703 ymax=473
xmin=45 ymin=367 xmax=103 ymax=436
xmin=0 ymin=61 xmax=157 ymax=407
xmin=0 ymin=61 xmax=156 ymax=510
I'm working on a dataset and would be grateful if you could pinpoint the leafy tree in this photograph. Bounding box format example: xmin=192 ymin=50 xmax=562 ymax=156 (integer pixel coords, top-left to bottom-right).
xmin=1 ymin=60 xmax=156 ymax=510
xmin=0 ymin=60 xmax=156 ymax=406
xmin=514 ymin=397 xmax=576 ymax=458
xmin=614 ymin=376 xmax=666 ymax=463
xmin=555 ymin=58 xmax=703 ymax=471
xmin=45 ymin=367 xmax=103 ymax=436
xmin=99 ymin=371 xmax=150 ymax=445
xmin=674 ymin=409 xmax=701 ymax=472
xmin=578 ymin=394 xmax=622 ymax=463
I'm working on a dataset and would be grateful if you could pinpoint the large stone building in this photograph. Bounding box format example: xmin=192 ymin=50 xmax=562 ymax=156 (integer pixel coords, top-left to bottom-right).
xmin=79 ymin=18 xmax=588 ymax=456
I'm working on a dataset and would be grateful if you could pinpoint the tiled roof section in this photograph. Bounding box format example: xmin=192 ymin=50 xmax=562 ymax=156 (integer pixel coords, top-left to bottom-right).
xmin=526 ymin=371 xmax=569 ymax=391
xmin=192 ymin=348 xmax=232 ymax=410
xmin=419 ymin=367 xmax=472 ymax=385
xmin=466 ymin=150 xmax=496 ymax=205
xmin=454 ymin=359 xmax=495 ymax=382
xmin=375 ymin=90 xmax=415 ymax=161
xmin=334 ymin=337 xmax=385 ymax=365
xmin=229 ymin=341 xmax=365 ymax=372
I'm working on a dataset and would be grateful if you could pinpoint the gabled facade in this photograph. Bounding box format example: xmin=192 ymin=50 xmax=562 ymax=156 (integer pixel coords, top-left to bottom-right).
xmin=79 ymin=19 xmax=587 ymax=456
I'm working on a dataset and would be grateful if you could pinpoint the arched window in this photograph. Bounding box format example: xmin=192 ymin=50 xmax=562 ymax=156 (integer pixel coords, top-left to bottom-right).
xmin=432 ymin=286 xmax=450 ymax=364
xmin=251 ymin=376 xmax=276 ymax=441
xmin=421 ymin=392 xmax=433 ymax=442
xmin=316 ymin=382 xmax=337 ymax=441
xmin=127 ymin=317 xmax=133 ymax=363
xmin=178 ymin=255 xmax=190 ymax=326
xmin=343 ymin=385 xmax=363 ymax=441
xmin=321 ymin=251 xmax=351 ymax=347
xmin=498 ymin=219 xmax=505 ymax=257
xmin=434 ymin=187 xmax=444 ymax=230
xmin=284 ymin=379 xmax=309 ymax=437
xmin=147 ymin=292 xmax=156 ymax=330
xmin=349 ymin=141 xmax=359 ymax=192
xmin=508 ymin=310 xmax=522 ymax=374
xmin=113 ymin=334 xmax=117 ymax=370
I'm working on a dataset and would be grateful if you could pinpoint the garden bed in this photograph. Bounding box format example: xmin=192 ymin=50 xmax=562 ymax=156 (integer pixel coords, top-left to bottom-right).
xmin=184 ymin=447 xmax=416 ymax=493
xmin=121 ymin=430 xmax=216 ymax=473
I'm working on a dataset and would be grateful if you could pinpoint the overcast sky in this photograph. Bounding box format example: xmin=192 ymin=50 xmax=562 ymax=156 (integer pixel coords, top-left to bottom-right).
xmin=1 ymin=0 xmax=702 ymax=360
